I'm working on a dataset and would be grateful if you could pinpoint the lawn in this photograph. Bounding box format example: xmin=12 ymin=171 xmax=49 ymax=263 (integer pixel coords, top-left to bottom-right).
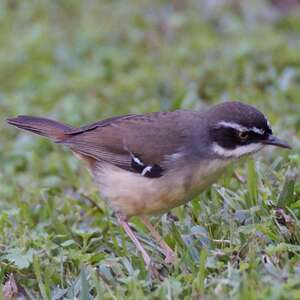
xmin=0 ymin=0 xmax=300 ymax=299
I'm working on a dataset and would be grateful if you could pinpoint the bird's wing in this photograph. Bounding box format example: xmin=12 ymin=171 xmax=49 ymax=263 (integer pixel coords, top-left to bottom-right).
xmin=60 ymin=111 xmax=201 ymax=177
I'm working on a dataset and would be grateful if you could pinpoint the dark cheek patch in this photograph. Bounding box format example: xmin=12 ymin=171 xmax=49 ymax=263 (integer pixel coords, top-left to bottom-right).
xmin=211 ymin=128 xmax=266 ymax=150
xmin=244 ymin=131 xmax=268 ymax=144
xmin=212 ymin=128 xmax=238 ymax=149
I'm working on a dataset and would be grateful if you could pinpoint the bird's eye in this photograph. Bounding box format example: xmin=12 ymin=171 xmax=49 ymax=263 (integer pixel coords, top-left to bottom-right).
xmin=238 ymin=131 xmax=249 ymax=140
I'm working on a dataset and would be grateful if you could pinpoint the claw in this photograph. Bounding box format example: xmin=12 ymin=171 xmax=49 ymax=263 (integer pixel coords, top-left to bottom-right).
xmin=140 ymin=216 xmax=177 ymax=266
xmin=147 ymin=261 xmax=163 ymax=280
xmin=164 ymin=250 xmax=176 ymax=264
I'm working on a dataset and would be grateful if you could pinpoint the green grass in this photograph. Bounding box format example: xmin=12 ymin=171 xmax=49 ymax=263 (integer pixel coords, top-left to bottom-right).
xmin=0 ymin=0 xmax=300 ymax=299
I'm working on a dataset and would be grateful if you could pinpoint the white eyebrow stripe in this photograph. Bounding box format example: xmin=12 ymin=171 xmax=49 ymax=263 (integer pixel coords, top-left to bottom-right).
xmin=217 ymin=121 xmax=265 ymax=135
xmin=251 ymin=127 xmax=265 ymax=134
xmin=266 ymin=118 xmax=272 ymax=131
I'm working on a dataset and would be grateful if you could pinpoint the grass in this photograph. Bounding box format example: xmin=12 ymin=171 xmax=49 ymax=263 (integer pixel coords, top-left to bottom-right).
xmin=0 ymin=0 xmax=300 ymax=299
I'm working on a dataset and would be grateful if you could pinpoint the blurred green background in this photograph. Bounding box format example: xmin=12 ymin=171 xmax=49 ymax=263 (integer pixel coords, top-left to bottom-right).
xmin=0 ymin=0 xmax=300 ymax=299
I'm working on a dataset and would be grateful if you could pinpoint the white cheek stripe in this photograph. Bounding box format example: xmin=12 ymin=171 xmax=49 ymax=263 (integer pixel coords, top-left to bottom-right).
xmin=217 ymin=121 xmax=265 ymax=135
xmin=212 ymin=142 xmax=263 ymax=158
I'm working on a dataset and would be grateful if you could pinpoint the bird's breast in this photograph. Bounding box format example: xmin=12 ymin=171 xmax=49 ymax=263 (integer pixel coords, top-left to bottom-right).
xmin=93 ymin=159 xmax=230 ymax=217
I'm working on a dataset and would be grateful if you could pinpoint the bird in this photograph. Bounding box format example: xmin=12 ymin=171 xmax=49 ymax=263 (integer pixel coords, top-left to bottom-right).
xmin=7 ymin=101 xmax=291 ymax=273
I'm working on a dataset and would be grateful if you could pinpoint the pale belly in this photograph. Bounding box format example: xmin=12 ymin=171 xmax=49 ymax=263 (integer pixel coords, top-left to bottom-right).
xmin=94 ymin=160 xmax=230 ymax=217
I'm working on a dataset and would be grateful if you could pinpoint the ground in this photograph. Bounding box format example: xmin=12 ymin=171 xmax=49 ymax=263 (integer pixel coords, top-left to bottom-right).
xmin=0 ymin=0 xmax=300 ymax=299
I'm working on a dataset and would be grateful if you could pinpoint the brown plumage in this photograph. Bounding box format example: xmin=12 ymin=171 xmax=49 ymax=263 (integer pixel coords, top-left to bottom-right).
xmin=8 ymin=111 xmax=203 ymax=174
xmin=7 ymin=102 xmax=291 ymax=274
xmin=6 ymin=115 xmax=73 ymax=141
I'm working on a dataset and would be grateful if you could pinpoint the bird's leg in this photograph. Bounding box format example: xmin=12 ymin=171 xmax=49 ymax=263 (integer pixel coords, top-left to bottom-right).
xmin=139 ymin=216 xmax=176 ymax=264
xmin=116 ymin=214 xmax=153 ymax=269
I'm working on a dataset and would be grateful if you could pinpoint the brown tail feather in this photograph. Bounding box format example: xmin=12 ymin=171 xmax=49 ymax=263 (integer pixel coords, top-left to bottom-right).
xmin=6 ymin=115 xmax=73 ymax=141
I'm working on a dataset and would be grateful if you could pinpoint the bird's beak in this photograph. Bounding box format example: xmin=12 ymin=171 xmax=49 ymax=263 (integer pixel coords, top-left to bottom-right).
xmin=262 ymin=135 xmax=292 ymax=149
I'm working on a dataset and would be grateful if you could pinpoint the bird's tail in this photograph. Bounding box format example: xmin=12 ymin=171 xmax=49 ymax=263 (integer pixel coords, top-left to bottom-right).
xmin=6 ymin=115 xmax=73 ymax=141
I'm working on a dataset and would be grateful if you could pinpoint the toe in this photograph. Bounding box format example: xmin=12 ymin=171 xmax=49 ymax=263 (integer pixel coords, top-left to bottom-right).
xmin=164 ymin=251 xmax=176 ymax=264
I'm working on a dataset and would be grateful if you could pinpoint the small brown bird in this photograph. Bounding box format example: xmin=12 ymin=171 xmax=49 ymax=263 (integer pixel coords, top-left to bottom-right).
xmin=7 ymin=102 xmax=291 ymax=272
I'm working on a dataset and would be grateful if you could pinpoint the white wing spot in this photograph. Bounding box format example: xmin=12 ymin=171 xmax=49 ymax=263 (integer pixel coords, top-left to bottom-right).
xmin=141 ymin=166 xmax=152 ymax=176
xmin=130 ymin=153 xmax=144 ymax=166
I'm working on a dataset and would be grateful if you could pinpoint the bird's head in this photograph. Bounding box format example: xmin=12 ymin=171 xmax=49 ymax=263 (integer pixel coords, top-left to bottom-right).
xmin=207 ymin=102 xmax=291 ymax=159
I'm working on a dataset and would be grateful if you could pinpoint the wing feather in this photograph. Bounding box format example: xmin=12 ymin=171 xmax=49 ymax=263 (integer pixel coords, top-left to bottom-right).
xmin=60 ymin=111 xmax=202 ymax=175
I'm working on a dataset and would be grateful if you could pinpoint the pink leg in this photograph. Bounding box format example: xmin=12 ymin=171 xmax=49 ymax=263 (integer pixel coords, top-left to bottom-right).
xmin=140 ymin=216 xmax=176 ymax=264
xmin=117 ymin=214 xmax=153 ymax=269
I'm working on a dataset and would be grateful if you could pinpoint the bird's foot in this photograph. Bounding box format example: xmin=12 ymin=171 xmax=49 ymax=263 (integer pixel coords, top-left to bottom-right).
xmin=164 ymin=249 xmax=176 ymax=265
xmin=146 ymin=260 xmax=163 ymax=280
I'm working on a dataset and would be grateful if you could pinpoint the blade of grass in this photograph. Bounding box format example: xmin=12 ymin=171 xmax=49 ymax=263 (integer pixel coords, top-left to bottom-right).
xmin=247 ymin=159 xmax=258 ymax=208
xmin=277 ymin=167 xmax=298 ymax=207
xmin=79 ymin=266 xmax=90 ymax=300
xmin=33 ymin=257 xmax=50 ymax=300
xmin=192 ymin=248 xmax=208 ymax=297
